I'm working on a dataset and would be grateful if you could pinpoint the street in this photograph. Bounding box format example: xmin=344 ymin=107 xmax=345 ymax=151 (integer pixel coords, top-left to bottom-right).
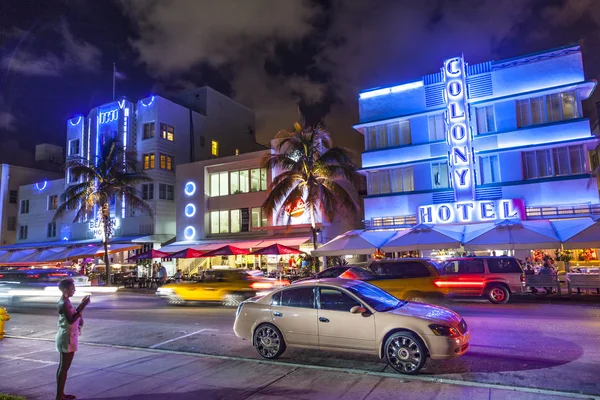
xmin=3 ymin=293 xmax=600 ymax=397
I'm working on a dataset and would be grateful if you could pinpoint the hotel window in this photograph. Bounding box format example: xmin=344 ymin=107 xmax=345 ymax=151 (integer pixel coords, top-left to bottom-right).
xmin=143 ymin=153 xmax=155 ymax=169
xmin=47 ymin=222 xmax=57 ymax=238
xmin=68 ymin=139 xmax=80 ymax=155
xmin=251 ymin=207 xmax=262 ymax=228
xmin=159 ymin=154 xmax=174 ymax=171
xmin=428 ymin=114 xmax=445 ymax=142
xmin=20 ymin=199 xmax=29 ymax=214
xmin=478 ymin=155 xmax=501 ymax=184
xmin=522 ymin=145 xmax=586 ymax=180
xmin=476 ymin=106 xmax=496 ymax=134
xmin=368 ymin=167 xmax=413 ymax=195
xmin=209 ymin=171 xmax=229 ymax=197
xmin=142 ymin=122 xmax=155 ymax=139
xmin=9 ymin=190 xmax=17 ymax=203
xmin=235 ymin=148 xmax=239 ymax=155
xmin=160 ymin=123 xmax=175 ymax=141
xmin=158 ymin=184 xmax=174 ymax=200
xmin=366 ymin=122 xmax=411 ymax=150
xmin=516 ymin=91 xmax=579 ymax=128
xmin=142 ymin=183 xmax=154 ymax=200
xmin=212 ymin=140 xmax=219 ymax=156
xmin=231 ymin=209 xmax=241 ymax=233
xmin=7 ymin=217 xmax=16 ymax=231
xmin=210 ymin=210 xmax=230 ymax=234
xmin=48 ymin=195 xmax=58 ymax=210
xmin=260 ymin=168 xmax=267 ymax=190
xmin=431 ymin=162 xmax=449 ymax=188
xmin=250 ymin=168 xmax=268 ymax=192
xmin=19 ymin=225 xmax=28 ymax=240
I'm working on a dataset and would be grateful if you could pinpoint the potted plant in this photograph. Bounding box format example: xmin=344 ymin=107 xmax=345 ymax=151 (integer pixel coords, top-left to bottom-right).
xmin=88 ymin=272 xmax=99 ymax=286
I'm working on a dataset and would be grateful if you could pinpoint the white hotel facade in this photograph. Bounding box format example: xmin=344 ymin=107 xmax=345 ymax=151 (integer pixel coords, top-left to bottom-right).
xmin=355 ymin=45 xmax=599 ymax=232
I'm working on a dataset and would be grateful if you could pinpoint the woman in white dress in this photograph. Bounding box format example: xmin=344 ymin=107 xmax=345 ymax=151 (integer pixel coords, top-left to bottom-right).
xmin=55 ymin=279 xmax=90 ymax=400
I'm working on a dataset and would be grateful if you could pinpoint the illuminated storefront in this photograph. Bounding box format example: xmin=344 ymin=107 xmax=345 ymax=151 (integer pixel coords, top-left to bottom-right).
xmin=355 ymin=45 xmax=600 ymax=256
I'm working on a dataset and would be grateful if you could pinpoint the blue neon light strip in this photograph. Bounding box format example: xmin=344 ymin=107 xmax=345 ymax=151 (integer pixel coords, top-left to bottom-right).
xmin=359 ymin=81 xmax=424 ymax=99
xmin=69 ymin=116 xmax=82 ymax=126
xmin=141 ymin=96 xmax=155 ymax=107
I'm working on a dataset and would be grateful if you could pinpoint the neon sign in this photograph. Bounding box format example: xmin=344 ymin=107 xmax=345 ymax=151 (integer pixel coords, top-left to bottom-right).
xmin=99 ymin=109 xmax=119 ymax=124
xmin=69 ymin=116 xmax=82 ymax=126
xmin=444 ymin=56 xmax=475 ymax=202
xmin=359 ymin=81 xmax=423 ymax=99
xmin=141 ymin=96 xmax=155 ymax=107
xmin=184 ymin=182 xmax=196 ymax=196
xmin=35 ymin=181 xmax=47 ymax=191
xmin=89 ymin=217 xmax=119 ymax=239
xmin=418 ymin=199 xmax=525 ymax=224
xmin=184 ymin=226 xmax=195 ymax=240
xmin=184 ymin=204 xmax=196 ymax=217
xmin=285 ymin=198 xmax=306 ymax=218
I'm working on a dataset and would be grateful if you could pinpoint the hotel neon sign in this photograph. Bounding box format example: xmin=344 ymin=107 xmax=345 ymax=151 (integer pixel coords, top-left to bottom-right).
xmin=418 ymin=199 xmax=525 ymax=225
xmin=444 ymin=56 xmax=476 ymax=202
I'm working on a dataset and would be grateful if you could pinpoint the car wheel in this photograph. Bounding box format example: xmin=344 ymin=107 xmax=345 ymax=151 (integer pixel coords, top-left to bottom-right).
xmin=385 ymin=332 xmax=427 ymax=374
xmin=254 ymin=324 xmax=286 ymax=359
xmin=223 ymin=293 xmax=246 ymax=307
xmin=487 ymin=284 xmax=509 ymax=304
xmin=166 ymin=296 xmax=185 ymax=305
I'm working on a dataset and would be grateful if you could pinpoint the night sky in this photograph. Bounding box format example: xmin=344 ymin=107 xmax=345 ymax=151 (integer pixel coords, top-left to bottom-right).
xmin=2 ymin=0 xmax=600 ymax=167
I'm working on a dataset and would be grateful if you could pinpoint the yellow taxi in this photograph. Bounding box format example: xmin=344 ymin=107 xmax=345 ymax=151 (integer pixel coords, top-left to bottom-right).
xmin=156 ymin=269 xmax=288 ymax=306
xmin=365 ymin=259 xmax=449 ymax=302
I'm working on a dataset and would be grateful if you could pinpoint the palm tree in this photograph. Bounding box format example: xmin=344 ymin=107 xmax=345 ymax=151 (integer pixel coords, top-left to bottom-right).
xmin=262 ymin=120 xmax=362 ymax=252
xmin=54 ymin=138 xmax=153 ymax=285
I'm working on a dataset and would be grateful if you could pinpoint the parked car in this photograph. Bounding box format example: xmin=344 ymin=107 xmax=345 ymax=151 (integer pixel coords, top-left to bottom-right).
xmin=292 ymin=266 xmax=376 ymax=284
xmin=156 ymin=269 xmax=289 ymax=306
xmin=233 ymin=279 xmax=469 ymax=374
xmin=437 ymin=257 xmax=526 ymax=304
xmin=365 ymin=259 xmax=449 ymax=302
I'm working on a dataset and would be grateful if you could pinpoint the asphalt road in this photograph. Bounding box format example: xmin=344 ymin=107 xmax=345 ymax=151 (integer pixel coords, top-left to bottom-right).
xmin=3 ymin=293 xmax=600 ymax=397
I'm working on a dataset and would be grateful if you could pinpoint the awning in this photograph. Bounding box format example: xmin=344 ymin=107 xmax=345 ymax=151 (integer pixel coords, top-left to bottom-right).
xmin=312 ymin=230 xmax=396 ymax=257
xmin=256 ymin=237 xmax=311 ymax=248
xmin=0 ymin=235 xmax=174 ymax=252
xmin=463 ymin=220 xmax=561 ymax=251
xmin=382 ymin=224 xmax=464 ymax=252
xmin=552 ymin=216 xmax=600 ymax=249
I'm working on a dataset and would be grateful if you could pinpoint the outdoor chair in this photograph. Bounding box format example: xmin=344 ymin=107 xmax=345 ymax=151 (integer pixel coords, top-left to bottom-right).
xmin=525 ymin=275 xmax=562 ymax=296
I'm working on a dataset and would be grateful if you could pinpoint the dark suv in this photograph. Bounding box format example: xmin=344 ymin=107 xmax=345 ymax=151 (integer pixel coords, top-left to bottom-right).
xmin=437 ymin=257 xmax=526 ymax=304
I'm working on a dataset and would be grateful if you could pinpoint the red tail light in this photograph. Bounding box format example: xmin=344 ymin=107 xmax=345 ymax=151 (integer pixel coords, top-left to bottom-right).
xmin=251 ymin=282 xmax=274 ymax=290
xmin=520 ymin=274 xmax=526 ymax=282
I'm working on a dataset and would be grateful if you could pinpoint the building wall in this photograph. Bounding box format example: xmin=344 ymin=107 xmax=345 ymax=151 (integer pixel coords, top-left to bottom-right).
xmin=0 ymin=165 xmax=63 ymax=244
xmin=355 ymin=45 xmax=600 ymax=226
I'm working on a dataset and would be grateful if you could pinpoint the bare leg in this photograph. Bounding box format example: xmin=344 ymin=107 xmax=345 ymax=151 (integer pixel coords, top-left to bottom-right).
xmin=56 ymin=351 xmax=75 ymax=400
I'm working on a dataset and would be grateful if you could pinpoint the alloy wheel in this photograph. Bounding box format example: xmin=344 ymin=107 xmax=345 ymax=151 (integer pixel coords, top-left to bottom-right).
xmin=255 ymin=325 xmax=283 ymax=358
xmin=490 ymin=288 xmax=505 ymax=302
xmin=387 ymin=335 xmax=423 ymax=373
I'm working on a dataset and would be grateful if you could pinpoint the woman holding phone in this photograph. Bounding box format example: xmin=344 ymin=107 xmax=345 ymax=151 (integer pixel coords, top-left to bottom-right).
xmin=55 ymin=278 xmax=90 ymax=400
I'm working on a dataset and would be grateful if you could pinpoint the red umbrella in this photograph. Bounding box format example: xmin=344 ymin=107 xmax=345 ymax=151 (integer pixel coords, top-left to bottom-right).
xmin=127 ymin=249 xmax=171 ymax=261
xmin=250 ymin=243 xmax=302 ymax=255
xmin=168 ymin=248 xmax=205 ymax=259
xmin=201 ymin=245 xmax=249 ymax=257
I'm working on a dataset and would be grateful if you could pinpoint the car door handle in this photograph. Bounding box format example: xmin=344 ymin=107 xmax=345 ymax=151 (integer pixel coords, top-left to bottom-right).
xmin=273 ymin=311 xmax=283 ymax=317
xmin=319 ymin=317 xmax=329 ymax=323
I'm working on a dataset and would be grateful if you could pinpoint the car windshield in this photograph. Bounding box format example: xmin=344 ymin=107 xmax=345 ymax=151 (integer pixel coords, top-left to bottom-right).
xmin=345 ymin=281 xmax=405 ymax=312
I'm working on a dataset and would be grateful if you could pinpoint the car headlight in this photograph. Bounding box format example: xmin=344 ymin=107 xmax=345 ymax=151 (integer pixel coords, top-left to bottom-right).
xmin=429 ymin=324 xmax=461 ymax=337
xmin=157 ymin=288 xmax=174 ymax=296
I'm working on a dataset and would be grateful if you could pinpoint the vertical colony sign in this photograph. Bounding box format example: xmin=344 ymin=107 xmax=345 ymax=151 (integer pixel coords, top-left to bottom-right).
xmin=444 ymin=56 xmax=476 ymax=202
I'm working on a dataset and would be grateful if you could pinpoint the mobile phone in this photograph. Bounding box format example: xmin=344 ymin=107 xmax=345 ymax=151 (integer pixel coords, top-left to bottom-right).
xmin=83 ymin=295 xmax=91 ymax=303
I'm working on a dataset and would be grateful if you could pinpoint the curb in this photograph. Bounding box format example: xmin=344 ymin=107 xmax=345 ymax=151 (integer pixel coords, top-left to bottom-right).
xmin=5 ymin=335 xmax=599 ymax=400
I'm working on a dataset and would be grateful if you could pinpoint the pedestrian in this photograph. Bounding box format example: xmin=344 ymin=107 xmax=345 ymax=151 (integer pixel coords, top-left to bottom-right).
xmin=55 ymin=278 xmax=90 ymax=400
xmin=539 ymin=261 xmax=556 ymax=294
xmin=174 ymin=269 xmax=183 ymax=283
xmin=152 ymin=262 xmax=159 ymax=278
xmin=157 ymin=263 xmax=167 ymax=285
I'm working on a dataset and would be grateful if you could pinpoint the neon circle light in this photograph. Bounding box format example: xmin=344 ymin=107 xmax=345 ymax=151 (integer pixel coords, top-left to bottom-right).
xmin=69 ymin=116 xmax=82 ymax=126
xmin=184 ymin=182 xmax=196 ymax=196
xmin=184 ymin=204 xmax=196 ymax=217
xmin=184 ymin=226 xmax=196 ymax=240
xmin=35 ymin=181 xmax=48 ymax=191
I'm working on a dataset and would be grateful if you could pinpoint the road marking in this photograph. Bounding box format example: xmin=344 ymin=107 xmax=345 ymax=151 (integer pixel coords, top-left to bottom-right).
xmin=6 ymin=335 xmax=599 ymax=399
xmin=0 ymin=354 xmax=58 ymax=365
xmin=149 ymin=329 xmax=219 ymax=349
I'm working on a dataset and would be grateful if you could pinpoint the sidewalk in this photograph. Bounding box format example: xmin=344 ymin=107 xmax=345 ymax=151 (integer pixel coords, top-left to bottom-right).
xmin=0 ymin=338 xmax=594 ymax=400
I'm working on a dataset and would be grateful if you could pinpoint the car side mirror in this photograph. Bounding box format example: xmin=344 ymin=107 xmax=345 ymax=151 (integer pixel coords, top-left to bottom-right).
xmin=350 ymin=306 xmax=367 ymax=314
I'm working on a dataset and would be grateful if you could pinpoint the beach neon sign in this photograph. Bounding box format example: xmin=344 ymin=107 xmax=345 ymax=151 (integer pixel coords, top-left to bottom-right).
xmin=444 ymin=56 xmax=475 ymax=202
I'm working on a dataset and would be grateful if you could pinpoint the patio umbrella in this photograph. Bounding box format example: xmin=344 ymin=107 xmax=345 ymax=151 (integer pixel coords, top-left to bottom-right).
xmin=311 ymin=230 xmax=396 ymax=257
xmin=68 ymin=245 xmax=102 ymax=259
xmin=463 ymin=219 xmax=561 ymax=251
xmin=201 ymin=245 xmax=249 ymax=257
xmin=168 ymin=248 xmax=205 ymax=258
xmin=250 ymin=243 xmax=302 ymax=255
xmin=381 ymin=224 xmax=464 ymax=252
xmin=553 ymin=216 xmax=600 ymax=249
xmin=127 ymin=249 xmax=171 ymax=261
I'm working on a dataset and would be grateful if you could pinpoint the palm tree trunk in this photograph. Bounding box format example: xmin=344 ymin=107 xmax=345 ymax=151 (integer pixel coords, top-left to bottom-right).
xmin=102 ymin=213 xmax=111 ymax=286
xmin=309 ymin=208 xmax=321 ymax=272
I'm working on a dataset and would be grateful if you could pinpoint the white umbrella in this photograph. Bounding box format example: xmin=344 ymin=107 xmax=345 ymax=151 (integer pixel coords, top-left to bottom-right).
xmin=312 ymin=230 xmax=396 ymax=257
xmin=552 ymin=216 xmax=600 ymax=249
xmin=463 ymin=219 xmax=561 ymax=251
xmin=381 ymin=224 xmax=464 ymax=252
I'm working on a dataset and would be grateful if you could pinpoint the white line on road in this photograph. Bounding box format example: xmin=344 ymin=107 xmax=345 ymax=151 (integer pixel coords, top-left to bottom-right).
xmin=149 ymin=328 xmax=219 ymax=349
xmin=0 ymin=354 xmax=58 ymax=365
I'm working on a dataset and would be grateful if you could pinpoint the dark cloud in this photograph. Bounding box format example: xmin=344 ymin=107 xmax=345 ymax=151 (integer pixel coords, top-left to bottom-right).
xmin=2 ymin=21 xmax=102 ymax=77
